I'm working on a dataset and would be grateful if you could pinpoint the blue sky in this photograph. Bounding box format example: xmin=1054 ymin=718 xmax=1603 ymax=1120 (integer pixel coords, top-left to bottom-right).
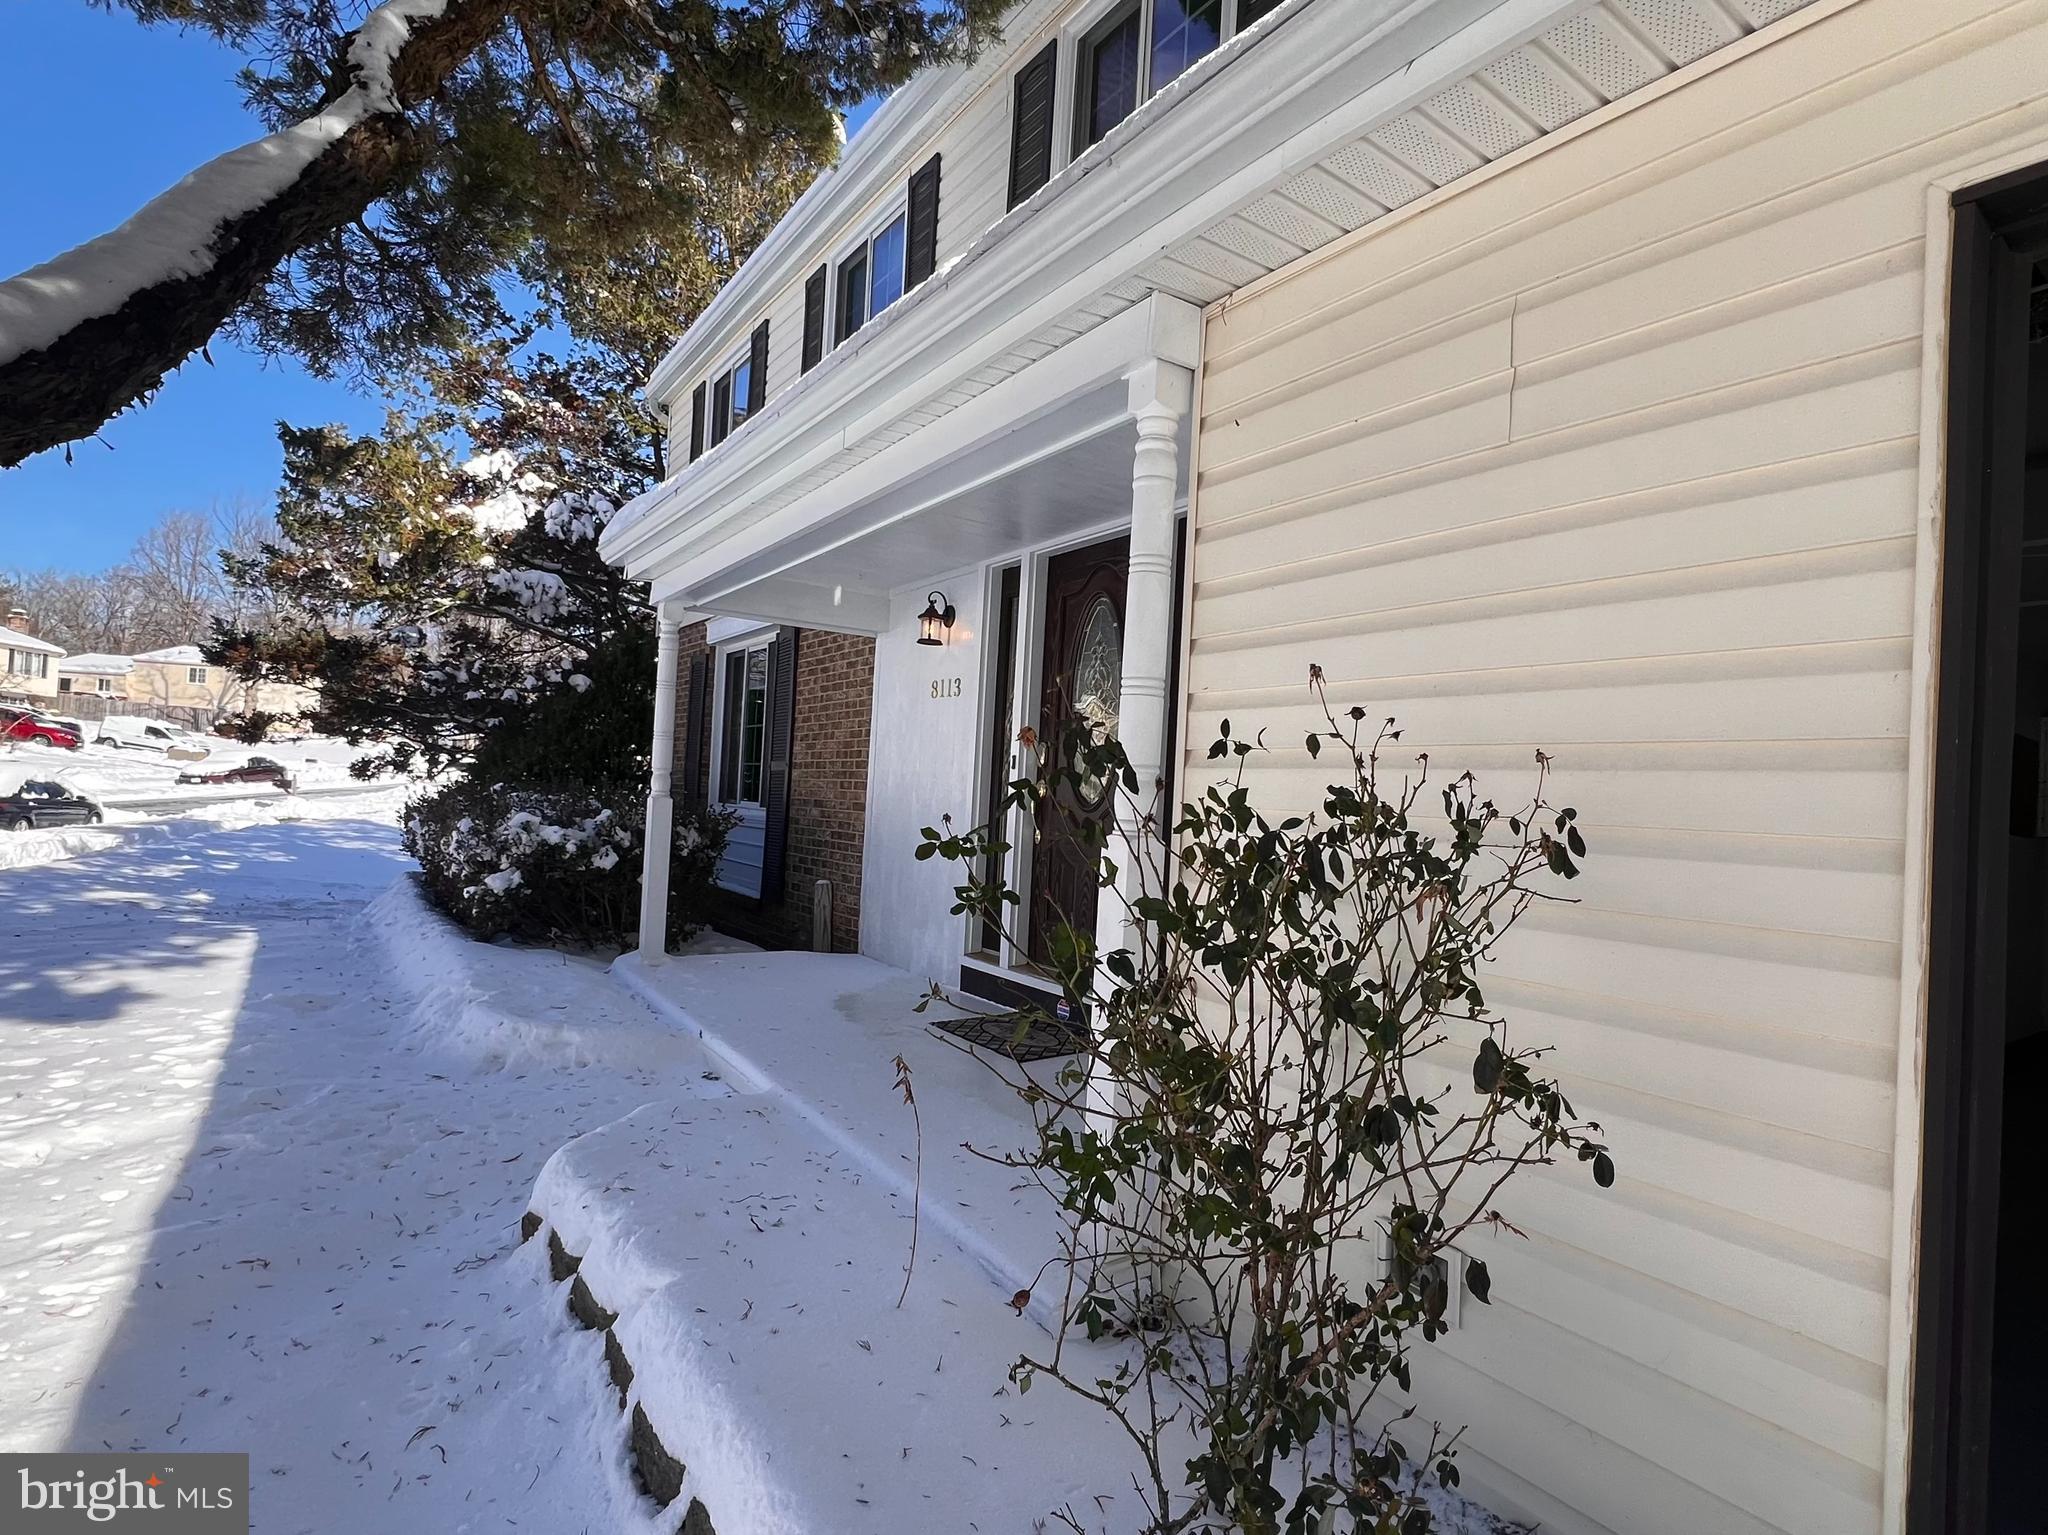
xmin=0 ymin=1 xmax=885 ymax=574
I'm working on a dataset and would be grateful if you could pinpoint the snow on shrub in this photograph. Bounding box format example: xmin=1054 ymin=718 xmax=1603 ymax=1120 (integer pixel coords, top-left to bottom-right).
xmin=405 ymin=781 xmax=728 ymax=949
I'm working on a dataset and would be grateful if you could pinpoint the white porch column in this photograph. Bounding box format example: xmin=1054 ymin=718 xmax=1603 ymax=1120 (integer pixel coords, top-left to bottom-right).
xmin=637 ymin=607 xmax=684 ymax=961
xmin=1095 ymin=360 xmax=1194 ymax=974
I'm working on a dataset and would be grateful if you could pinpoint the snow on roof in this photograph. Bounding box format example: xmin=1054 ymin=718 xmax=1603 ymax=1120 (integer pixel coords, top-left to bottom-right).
xmin=132 ymin=645 xmax=208 ymax=665
xmin=2 ymin=631 xmax=65 ymax=656
xmin=60 ymin=652 xmax=135 ymax=675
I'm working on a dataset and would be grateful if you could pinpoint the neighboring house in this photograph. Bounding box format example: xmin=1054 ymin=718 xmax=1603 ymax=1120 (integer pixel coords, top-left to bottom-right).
xmin=57 ymin=646 xmax=319 ymax=727
xmin=606 ymin=2 xmax=2048 ymax=1532
xmin=125 ymin=645 xmax=233 ymax=715
xmin=56 ymin=652 xmax=136 ymax=699
xmin=1 ymin=608 xmax=63 ymax=705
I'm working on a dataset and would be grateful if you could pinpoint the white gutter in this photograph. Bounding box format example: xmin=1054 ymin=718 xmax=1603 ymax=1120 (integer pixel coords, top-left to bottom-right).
xmin=604 ymin=0 xmax=1575 ymax=585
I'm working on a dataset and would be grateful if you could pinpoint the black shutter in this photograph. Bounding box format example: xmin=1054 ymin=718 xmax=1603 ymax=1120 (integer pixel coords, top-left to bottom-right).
xmin=759 ymin=627 xmax=799 ymax=903
xmin=1007 ymin=42 xmax=1058 ymax=210
xmin=905 ymin=152 xmax=941 ymax=290
xmin=710 ymin=374 xmax=731 ymax=447
xmin=678 ymin=651 xmax=710 ymax=813
xmin=747 ymin=319 xmax=769 ymax=415
xmin=688 ymin=381 xmax=706 ymax=462
xmin=801 ymin=265 xmax=827 ymax=373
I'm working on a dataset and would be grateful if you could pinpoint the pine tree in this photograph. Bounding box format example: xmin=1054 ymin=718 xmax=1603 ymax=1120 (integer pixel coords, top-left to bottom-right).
xmin=0 ymin=0 xmax=1016 ymax=466
xmin=210 ymin=144 xmax=812 ymax=785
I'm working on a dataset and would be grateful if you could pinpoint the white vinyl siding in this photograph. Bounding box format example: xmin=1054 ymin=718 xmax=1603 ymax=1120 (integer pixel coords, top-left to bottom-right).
xmin=1184 ymin=2 xmax=2048 ymax=1533
xmin=931 ymin=52 xmax=1015 ymax=263
xmin=763 ymin=274 xmax=807 ymax=401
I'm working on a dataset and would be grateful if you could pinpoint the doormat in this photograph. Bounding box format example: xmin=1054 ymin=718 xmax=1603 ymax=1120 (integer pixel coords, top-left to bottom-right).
xmin=931 ymin=1008 xmax=1087 ymax=1063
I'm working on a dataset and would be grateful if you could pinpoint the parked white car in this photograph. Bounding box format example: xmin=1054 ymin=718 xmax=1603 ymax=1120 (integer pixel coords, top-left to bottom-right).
xmin=96 ymin=716 xmax=211 ymax=761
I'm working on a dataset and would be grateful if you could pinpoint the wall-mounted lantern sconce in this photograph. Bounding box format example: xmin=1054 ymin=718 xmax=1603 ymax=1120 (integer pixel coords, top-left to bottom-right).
xmin=917 ymin=591 xmax=956 ymax=646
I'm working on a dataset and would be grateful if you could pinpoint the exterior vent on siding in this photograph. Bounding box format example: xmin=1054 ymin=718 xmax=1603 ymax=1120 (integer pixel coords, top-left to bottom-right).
xmin=748 ymin=319 xmax=770 ymax=415
xmin=906 ymin=152 xmax=942 ymax=289
xmin=801 ymin=265 xmax=827 ymax=374
xmin=688 ymin=381 xmax=706 ymax=462
xmin=1008 ymin=41 xmax=1058 ymax=210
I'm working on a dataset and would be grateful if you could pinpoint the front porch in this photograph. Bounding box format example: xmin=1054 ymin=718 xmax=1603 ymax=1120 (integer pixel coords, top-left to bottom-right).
xmin=610 ymin=947 xmax=1066 ymax=1315
xmin=625 ymin=293 xmax=1202 ymax=996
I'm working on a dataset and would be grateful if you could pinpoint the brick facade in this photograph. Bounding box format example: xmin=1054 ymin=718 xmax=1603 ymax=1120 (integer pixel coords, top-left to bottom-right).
xmin=671 ymin=621 xmax=873 ymax=953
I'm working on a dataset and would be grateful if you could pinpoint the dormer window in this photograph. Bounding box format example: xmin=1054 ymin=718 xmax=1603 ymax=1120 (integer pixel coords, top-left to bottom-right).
xmin=836 ymin=206 xmax=909 ymax=345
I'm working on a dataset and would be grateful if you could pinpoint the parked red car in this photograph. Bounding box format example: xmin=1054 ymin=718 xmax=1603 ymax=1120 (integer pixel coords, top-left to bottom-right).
xmin=0 ymin=707 xmax=83 ymax=750
xmin=175 ymin=755 xmax=299 ymax=793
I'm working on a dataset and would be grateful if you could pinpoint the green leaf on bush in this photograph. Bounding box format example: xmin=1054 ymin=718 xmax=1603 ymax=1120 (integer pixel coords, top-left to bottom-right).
xmin=1464 ymin=1257 xmax=1490 ymax=1304
xmin=1473 ymin=1036 xmax=1503 ymax=1094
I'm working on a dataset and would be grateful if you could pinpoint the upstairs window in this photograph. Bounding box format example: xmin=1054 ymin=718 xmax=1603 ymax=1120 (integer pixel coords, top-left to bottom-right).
xmin=1073 ymin=0 xmax=1272 ymax=155
xmin=187 ymin=666 xmax=208 ymax=684
xmin=1150 ymin=0 xmax=1223 ymax=90
xmin=726 ymin=353 xmax=754 ymax=435
xmin=1078 ymin=5 xmax=1143 ymax=152
xmin=837 ymin=207 xmax=908 ymax=345
xmin=700 ymin=319 xmax=771 ymax=453
xmin=709 ymin=351 xmax=751 ymax=446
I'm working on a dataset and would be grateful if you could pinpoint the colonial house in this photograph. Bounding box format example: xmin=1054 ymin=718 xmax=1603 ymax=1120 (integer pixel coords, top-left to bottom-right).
xmin=601 ymin=1 xmax=2048 ymax=1530
xmin=0 ymin=608 xmax=63 ymax=706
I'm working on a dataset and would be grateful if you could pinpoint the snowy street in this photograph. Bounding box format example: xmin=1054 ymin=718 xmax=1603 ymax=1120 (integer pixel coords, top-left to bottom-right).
xmin=0 ymin=799 xmax=681 ymax=1534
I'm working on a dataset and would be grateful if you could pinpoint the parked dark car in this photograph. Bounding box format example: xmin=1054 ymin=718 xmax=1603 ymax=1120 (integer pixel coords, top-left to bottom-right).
xmin=0 ymin=779 xmax=103 ymax=831
xmin=0 ymin=707 xmax=83 ymax=750
xmin=176 ymin=756 xmax=299 ymax=793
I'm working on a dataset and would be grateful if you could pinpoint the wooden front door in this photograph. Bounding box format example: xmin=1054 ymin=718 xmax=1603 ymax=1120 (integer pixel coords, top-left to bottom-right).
xmin=1029 ymin=535 xmax=1129 ymax=967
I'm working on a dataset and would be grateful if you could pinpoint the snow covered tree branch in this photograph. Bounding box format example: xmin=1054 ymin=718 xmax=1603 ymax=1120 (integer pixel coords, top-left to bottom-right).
xmin=0 ymin=0 xmax=1018 ymax=468
xmin=0 ymin=0 xmax=510 ymax=467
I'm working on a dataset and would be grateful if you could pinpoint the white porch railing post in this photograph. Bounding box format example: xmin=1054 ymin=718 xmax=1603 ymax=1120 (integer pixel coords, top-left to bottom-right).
xmin=638 ymin=608 xmax=683 ymax=961
xmin=1094 ymin=358 xmax=1194 ymax=977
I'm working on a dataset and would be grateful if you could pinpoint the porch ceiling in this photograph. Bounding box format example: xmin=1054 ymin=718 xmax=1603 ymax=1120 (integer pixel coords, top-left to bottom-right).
xmin=649 ymin=296 xmax=1199 ymax=628
xmin=697 ymin=385 xmax=1161 ymax=609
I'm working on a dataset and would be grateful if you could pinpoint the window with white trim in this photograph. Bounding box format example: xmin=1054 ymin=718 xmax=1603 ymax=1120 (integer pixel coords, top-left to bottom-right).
xmin=709 ymin=348 xmax=753 ymax=446
xmin=1072 ymin=0 xmax=1275 ymax=155
xmin=187 ymin=665 xmax=208 ymax=685
xmin=835 ymin=205 xmax=908 ymax=346
xmin=714 ymin=639 xmax=773 ymax=807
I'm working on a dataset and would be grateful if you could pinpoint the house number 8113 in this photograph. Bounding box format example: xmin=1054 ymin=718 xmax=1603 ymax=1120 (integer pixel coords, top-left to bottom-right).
xmin=930 ymin=677 xmax=962 ymax=700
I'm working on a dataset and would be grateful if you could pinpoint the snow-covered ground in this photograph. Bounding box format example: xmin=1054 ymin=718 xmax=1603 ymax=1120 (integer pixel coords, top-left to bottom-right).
xmin=0 ymin=798 xmax=679 ymax=1534
xmin=0 ymin=731 xmax=379 ymax=806
xmin=0 ymin=796 xmax=1522 ymax=1534
xmin=0 ymin=784 xmax=412 ymax=875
